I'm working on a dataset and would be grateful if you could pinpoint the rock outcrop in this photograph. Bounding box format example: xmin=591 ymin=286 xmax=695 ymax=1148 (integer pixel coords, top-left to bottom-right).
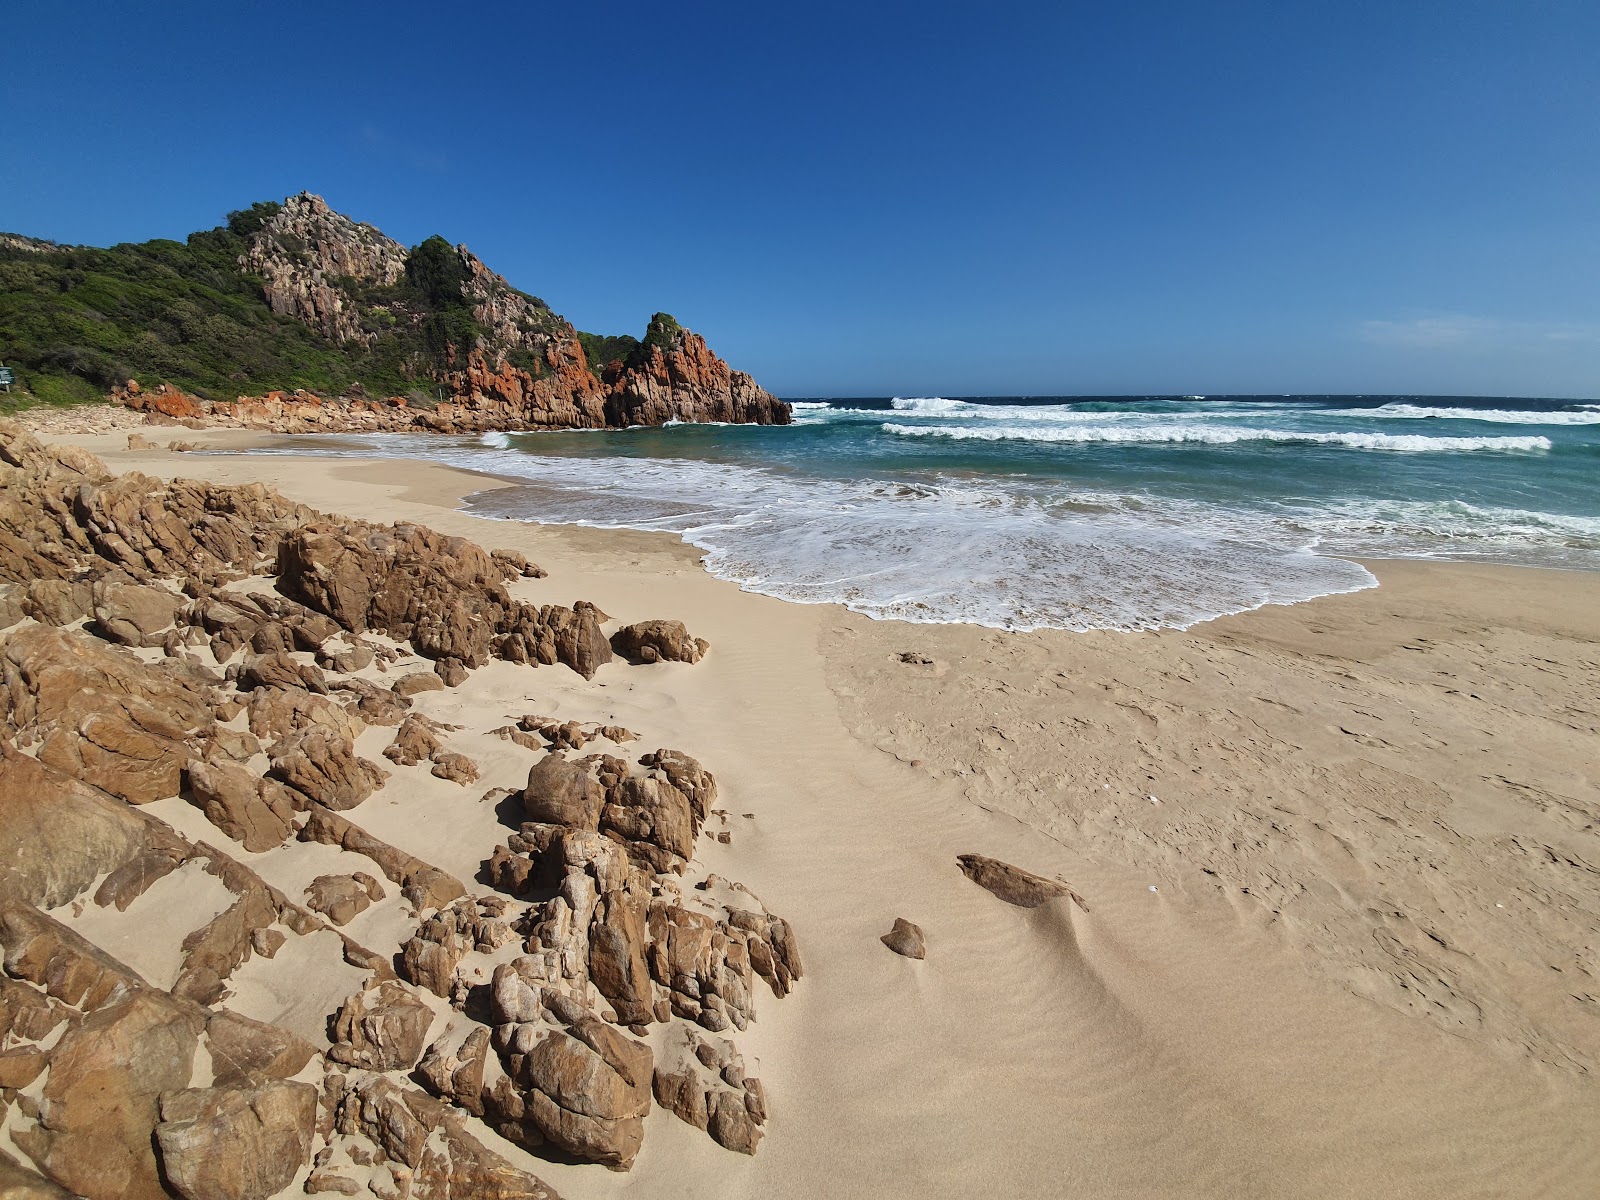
xmin=105 ymin=191 xmax=790 ymax=434
xmin=0 ymin=421 xmax=795 ymax=1193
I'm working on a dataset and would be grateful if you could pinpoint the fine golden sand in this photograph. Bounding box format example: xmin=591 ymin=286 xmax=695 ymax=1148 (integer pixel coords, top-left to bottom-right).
xmin=41 ymin=427 xmax=1600 ymax=1199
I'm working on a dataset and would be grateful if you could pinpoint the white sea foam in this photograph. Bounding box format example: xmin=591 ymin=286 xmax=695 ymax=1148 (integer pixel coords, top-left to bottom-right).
xmin=882 ymin=423 xmax=1553 ymax=452
xmin=242 ymin=426 xmax=1596 ymax=631
xmin=1284 ymin=498 xmax=1600 ymax=563
xmin=890 ymin=396 xmax=965 ymax=412
xmin=788 ymin=401 xmax=832 ymax=410
xmin=1330 ymin=403 xmax=1600 ymax=425
xmin=480 ymin=432 xmax=513 ymax=448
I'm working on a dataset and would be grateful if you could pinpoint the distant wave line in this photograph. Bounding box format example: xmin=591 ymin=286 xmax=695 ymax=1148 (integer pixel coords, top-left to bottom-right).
xmin=881 ymin=423 xmax=1553 ymax=452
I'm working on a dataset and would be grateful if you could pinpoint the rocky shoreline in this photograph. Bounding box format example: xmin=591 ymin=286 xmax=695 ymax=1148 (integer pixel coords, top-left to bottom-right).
xmin=0 ymin=422 xmax=798 ymax=1198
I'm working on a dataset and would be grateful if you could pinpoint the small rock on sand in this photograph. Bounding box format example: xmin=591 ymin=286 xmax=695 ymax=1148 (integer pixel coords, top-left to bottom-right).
xmin=880 ymin=918 xmax=926 ymax=959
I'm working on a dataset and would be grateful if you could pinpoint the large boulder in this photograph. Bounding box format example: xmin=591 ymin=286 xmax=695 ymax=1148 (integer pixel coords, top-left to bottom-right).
xmin=154 ymin=1079 xmax=318 ymax=1200
xmin=185 ymin=757 xmax=296 ymax=852
xmin=203 ymin=1008 xmax=317 ymax=1086
xmin=91 ymin=579 xmax=183 ymax=646
xmin=609 ymin=619 xmax=709 ymax=665
xmin=496 ymin=1011 xmax=653 ymax=1170
xmin=10 ymin=990 xmax=202 ymax=1200
xmin=522 ymin=752 xmax=606 ymax=829
xmin=269 ymin=728 xmax=386 ymax=810
xmin=0 ymin=746 xmax=152 ymax=908
xmin=3 ymin=624 xmax=214 ymax=804
xmin=329 ymin=981 xmax=433 ymax=1071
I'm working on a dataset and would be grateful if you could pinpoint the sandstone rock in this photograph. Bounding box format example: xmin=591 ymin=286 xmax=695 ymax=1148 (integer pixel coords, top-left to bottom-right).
xmin=385 ymin=714 xmax=442 ymax=766
xmin=247 ymin=684 xmax=364 ymax=745
xmin=203 ymin=1008 xmax=317 ymax=1086
xmin=418 ymin=1026 xmax=489 ymax=1116
xmin=10 ymin=989 xmax=202 ymax=1200
xmin=0 ymin=902 xmax=145 ymax=1010
xmin=956 ymin=853 xmax=1077 ymax=908
xmin=490 ymin=548 xmax=545 ymax=579
xmin=600 ymin=773 xmax=697 ymax=873
xmin=299 ymin=804 xmax=466 ymax=911
xmin=505 ymin=1013 xmax=653 ymax=1170
xmin=171 ymin=861 xmax=280 ymax=1005
xmin=610 ymin=619 xmax=709 ymax=665
xmin=21 ymin=579 xmax=92 ymax=625
xmin=154 ymin=1079 xmax=317 ymax=1200
xmin=91 ymin=579 xmax=182 ymax=646
xmin=522 ymin=752 xmax=606 ymax=829
xmin=269 ymin=728 xmax=386 ymax=810
xmin=236 ymin=650 xmax=327 ymax=693
xmin=393 ymin=670 xmax=445 ymax=697
xmin=881 ymin=917 xmax=927 ymax=959
xmin=588 ymin=887 xmax=655 ymax=1026
xmin=304 ymin=872 xmax=384 ymax=926
xmin=3 ymin=625 xmax=214 ymax=804
xmin=0 ymin=1149 xmax=74 ymax=1198
xmin=0 ymin=746 xmax=153 ymax=908
xmin=331 ymin=1071 xmax=562 ymax=1199
xmin=185 ymin=757 xmax=296 ymax=852
xmin=601 ymin=320 xmax=789 ymax=429
xmin=329 ymin=981 xmax=433 ymax=1071
xmin=431 ymin=749 xmax=480 ymax=785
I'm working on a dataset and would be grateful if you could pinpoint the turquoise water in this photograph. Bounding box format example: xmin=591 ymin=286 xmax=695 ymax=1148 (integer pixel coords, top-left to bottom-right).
xmin=269 ymin=395 xmax=1600 ymax=631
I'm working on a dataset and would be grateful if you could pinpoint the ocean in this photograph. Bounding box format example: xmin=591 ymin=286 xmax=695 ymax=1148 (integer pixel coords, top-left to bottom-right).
xmin=269 ymin=395 xmax=1600 ymax=632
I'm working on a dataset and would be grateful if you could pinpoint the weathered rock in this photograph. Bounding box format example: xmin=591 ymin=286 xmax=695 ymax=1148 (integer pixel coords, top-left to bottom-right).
xmin=588 ymin=887 xmax=655 ymax=1026
xmin=329 ymin=981 xmax=434 ymax=1071
xmin=384 ymin=714 xmax=442 ymax=766
xmin=247 ymin=684 xmax=364 ymax=745
xmin=610 ymin=620 xmax=709 ymax=665
xmin=10 ymin=989 xmax=202 ymax=1200
xmin=881 ymin=917 xmax=927 ymax=959
xmin=304 ymin=872 xmax=385 ymax=926
xmin=203 ymin=1008 xmax=317 ymax=1086
xmin=957 ymin=853 xmax=1077 ymax=908
xmin=418 ymin=1026 xmax=490 ymax=1116
xmin=332 ymin=1071 xmax=563 ymax=1199
xmin=392 ymin=670 xmax=445 ymax=697
xmin=600 ymin=773 xmax=697 ymax=873
xmin=0 ymin=902 xmax=145 ymax=1010
xmin=506 ymin=1013 xmax=654 ymax=1170
xmin=0 ymin=746 xmax=153 ymax=908
xmin=269 ymin=728 xmax=386 ymax=810
xmin=3 ymin=625 xmax=214 ymax=804
xmin=171 ymin=858 xmax=280 ymax=1005
xmin=154 ymin=1079 xmax=317 ymax=1200
xmin=0 ymin=1149 xmax=75 ymax=1198
xmin=522 ymin=752 xmax=606 ymax=830
xmin=185 ymin=757 xmax=296 ymax=852
xmin=21 ymin=579 xmax=93 ymax=626
xmin=235 ymin=650 xmax=327 ymax=694
xmin=299 ymin=804 xmax=466 ymax=911
xmin=91 ymin=578 xmax=183 ymax=646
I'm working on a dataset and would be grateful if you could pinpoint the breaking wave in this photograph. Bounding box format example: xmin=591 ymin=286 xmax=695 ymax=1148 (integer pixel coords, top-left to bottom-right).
xmin=1334 ymin=403 xmax=1600 ymax=425
xmin=881 ymin=423 xmax=1553 ymax=452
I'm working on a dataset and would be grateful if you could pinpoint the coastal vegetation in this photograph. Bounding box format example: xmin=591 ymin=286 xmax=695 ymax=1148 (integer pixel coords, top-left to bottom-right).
xmin=0 ymin=204 xmax=674 ymax=409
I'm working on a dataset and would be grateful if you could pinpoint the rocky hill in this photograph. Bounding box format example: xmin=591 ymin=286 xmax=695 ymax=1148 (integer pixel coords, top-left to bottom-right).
xmin=0 ymin=193 xmax=788 ymax=430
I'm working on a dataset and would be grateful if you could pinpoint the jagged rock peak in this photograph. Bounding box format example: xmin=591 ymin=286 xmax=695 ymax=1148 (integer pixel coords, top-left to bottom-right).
xmin=242 ymin=192 xmax=408 ymax=344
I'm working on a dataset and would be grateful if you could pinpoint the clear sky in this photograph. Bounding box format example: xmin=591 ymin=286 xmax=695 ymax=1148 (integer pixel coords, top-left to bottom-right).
xmin=4 ymin=1 xmax=1596 ymax=397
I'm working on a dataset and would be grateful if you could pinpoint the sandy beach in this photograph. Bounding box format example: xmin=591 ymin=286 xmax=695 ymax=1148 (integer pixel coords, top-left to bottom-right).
xmin=1 ymin=422 xmax=1584 ymax=1198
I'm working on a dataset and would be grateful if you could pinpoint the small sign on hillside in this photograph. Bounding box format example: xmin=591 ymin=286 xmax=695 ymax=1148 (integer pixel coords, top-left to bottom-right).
xmin=0 ymin=367 xmax=13 ymax=392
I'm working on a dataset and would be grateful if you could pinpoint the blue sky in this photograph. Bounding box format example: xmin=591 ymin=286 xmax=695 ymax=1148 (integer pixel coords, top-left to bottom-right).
xmin=4 ymin=1 xmax=1596 ymax=397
